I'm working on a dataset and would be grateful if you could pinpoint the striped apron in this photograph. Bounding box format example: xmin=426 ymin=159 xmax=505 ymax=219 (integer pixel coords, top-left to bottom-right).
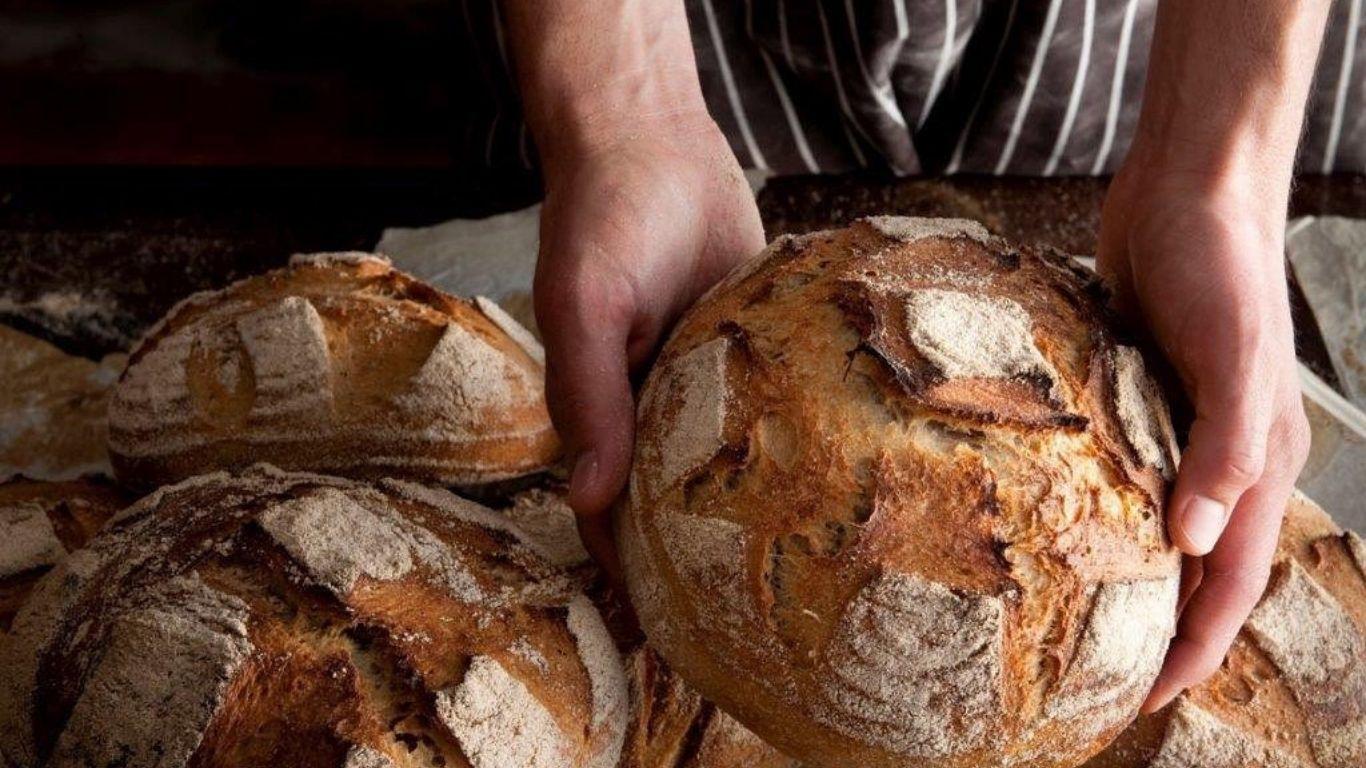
xmin=459 ymin=0 xmax=1366 ymax=176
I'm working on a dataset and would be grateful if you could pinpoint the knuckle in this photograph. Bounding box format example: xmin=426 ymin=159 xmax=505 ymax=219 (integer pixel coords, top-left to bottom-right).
xmin=1280 ymin=408 xmax=1313 ymax=467
xmin=1216 ymin=445 xmax=1265 ymax=488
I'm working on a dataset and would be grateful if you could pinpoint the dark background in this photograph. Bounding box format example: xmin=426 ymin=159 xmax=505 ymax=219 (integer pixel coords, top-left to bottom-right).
xmin=0 ymin=0 xmax=1359 ymax=393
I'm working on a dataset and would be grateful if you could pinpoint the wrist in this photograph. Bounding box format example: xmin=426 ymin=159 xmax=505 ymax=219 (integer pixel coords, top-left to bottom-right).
xmin=533 ymin=79 xmax=713 ymax=180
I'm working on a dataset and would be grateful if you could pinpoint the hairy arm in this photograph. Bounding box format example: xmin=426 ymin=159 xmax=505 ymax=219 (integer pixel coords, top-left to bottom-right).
xmin=1099 ymin=0 xmax=1331 ymax=711
xmin=503 ymin=1 xmax=763 ymax=575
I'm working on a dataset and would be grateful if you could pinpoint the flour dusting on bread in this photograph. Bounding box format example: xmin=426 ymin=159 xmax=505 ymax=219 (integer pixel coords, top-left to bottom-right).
xmin=1048 ymin=578 xmax=1179 ymax=723
xmin=1150 ymin=699 xmax=1306 ymax=768
xmin=49 ymin=574 xmax=253 ymax=767
xmin=435 ymin=655 xmax=571 ymax=768
xmin=648 ymin=338 xmax=731 ymax=491
xmin=1247 ymin=560 xmax=1366 ymax=767
xmin=864 ymin=216 xmax=992 ymax=244
xmin=1112 ymin=346 xmax=1179 ymax=479
xmin=904 ymin=288 xmax=1058 ymax=388
xmin=259 ymin=488 xmax=417 ymax=595
xmin=822 ymin=572 xmax=1003 ymax=758
xmin=476 ymin=295 xmax=545 ymax=365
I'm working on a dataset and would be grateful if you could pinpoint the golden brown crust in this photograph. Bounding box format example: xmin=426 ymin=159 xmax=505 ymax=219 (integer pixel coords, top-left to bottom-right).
xmin=1085 ymin=491 xmax=1366 ymax=768
xmin=108 ymin=253 xmax=560 ymax=491
xmin=0 ymin=475 xmax=126 ymax=631
xmin=0 ymin=466 xmax=626 ymax=768
xmin=620 ymin=219 xmax=1182 ymax=768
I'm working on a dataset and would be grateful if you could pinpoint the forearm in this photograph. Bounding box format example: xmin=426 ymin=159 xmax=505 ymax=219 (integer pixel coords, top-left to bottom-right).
xmin=1135 ymin=0 xmax=1331 ymax=202
xmin=501 ymin=0 xmax=708 ymax=173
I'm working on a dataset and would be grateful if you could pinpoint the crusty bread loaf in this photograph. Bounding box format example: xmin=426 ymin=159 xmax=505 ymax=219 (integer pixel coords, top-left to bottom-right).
xmin=0 ymin=324 xmax=125 ymax=480
xmin=1085 ymin=491 xmax=1366 ymax=768
xmin=108 ymin=253 xmax=559 ymax=491
xmin=0 ymin=465 xmax=626 ymax=768
xmin=619 ymin=218 xmax=1183 ymax=768
xmin=499 ymin=482 xmax=797 ymax=768
xmin=617 ymin=646 xmax=799 ymax=768
xmin=0 ymin=475 xmax=125 ymax=631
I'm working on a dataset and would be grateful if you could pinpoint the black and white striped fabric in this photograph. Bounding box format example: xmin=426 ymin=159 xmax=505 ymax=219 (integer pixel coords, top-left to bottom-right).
xmin=459 ymin=0 xmax=1365 ymax=176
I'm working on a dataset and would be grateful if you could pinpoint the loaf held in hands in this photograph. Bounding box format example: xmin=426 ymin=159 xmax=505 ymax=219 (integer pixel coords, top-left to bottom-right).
xmin=108 ymin=253 xmax=559 ymax=490
xmin=1086 ymin=491 xmax=1366 ymax=768
xmin=619 ymin=218 xmax=1183 ymax=768
xmin=0 ymin=465 xmax=626 ymax=768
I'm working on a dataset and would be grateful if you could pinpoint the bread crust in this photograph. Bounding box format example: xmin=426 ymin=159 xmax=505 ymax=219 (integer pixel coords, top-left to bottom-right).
xmin=509 ymin=474 xmax=803 ymax=768
xmin=619 ymin=218 xmax=1182 ymax=768
xmin=0 ymin=475 xmax=125 ymax=631
xmin=1085 ymin=491 xmax=1366 ymax=768
xmin=0 ymin=465 xmax=625 ymax=768
xmin=108 ymin=253 xmax=559 ymax=491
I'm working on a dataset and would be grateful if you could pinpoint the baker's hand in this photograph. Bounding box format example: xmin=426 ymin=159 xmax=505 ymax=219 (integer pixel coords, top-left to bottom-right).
xmin=534 ymin=112 xmax=764 ymax=576
xmin=1099 ymin=160 xmax=1311 ymax=713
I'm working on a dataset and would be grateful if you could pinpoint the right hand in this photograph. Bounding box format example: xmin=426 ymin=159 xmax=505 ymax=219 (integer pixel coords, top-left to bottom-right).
xmin=534 ymin=111 xmax=764 ymax=577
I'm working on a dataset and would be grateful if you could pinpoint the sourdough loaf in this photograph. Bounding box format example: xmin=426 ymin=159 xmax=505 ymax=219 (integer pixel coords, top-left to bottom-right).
xmin=0 ymin=465 xmax=626 ymax=768
xmin=108 ymin=253 xmax=559 ymax=490
xmin=501 ymin=483 xmax=797 ymax=768
xmin=1085 ymin=491 xmax=1366 ymax=768
xmin=619 ymin=218 xmax=1183 ymax=768
xmin=0 ymin=475 xmax=125 ymax=631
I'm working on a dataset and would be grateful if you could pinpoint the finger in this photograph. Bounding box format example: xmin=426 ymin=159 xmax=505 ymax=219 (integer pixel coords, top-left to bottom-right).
xmin=1142 ymin=418 xmax=1303 ymax=713
xmin=535 ymin=265 xmax=639 ymax=574
xmin=1167 ymin=362 xmax=1274 ymax=556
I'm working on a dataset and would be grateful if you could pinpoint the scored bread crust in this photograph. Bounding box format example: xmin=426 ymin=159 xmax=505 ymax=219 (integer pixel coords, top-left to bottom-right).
xmin=619 ymin=218 xmax=1183 ymax=768
xmin=0 ymin=475 xmax=126 ymax=632
xmin=0 ymin=465 xmax=626 ymax=768
xmin=504 ymin=480 xmax=799 ymax=768
xmin=107 ymin=253 xmax=560 ymax=491
xmin=1085 ymin=491 xmax=1366 ymax=768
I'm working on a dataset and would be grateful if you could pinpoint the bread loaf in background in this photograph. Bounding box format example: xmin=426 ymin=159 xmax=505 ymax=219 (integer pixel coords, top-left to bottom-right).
xmin=0 ymin=475 xmax=125 ymax=631
xmin=619 ymin=218 xmax=1184 ymax=768
xmin=108 ymin=253 xmax=559 ymax=491
xmin=1086 ymin=491 xmax=1366 ymax=768
xmin=500 ymin=482 xmax=799 ymax=768
xmin=0 ymin=465 xmax=626 ymax=768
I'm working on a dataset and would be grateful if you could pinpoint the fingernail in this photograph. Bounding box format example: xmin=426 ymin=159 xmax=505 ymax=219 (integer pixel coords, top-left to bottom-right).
xmin=1180 ymin=495 xmax=1227 ymax=554
xmin=569 ymin=451 xmax=599 ymax=508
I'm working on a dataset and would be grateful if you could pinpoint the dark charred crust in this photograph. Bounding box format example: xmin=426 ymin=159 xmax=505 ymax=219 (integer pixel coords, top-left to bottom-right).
xmin=991 ymin=245 xmax=1023 ymax=271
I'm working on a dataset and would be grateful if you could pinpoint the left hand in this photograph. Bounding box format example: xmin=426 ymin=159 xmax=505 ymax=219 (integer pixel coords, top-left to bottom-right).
xmin=1098 ymin=155 xmax=1311 ymax=714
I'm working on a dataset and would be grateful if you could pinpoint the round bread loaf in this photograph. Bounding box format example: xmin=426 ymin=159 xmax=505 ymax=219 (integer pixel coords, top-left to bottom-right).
xmin=108 ymin=253 xmax=559 ymax=491
xmin=1085 ymin=491 xmax=1366 ymax=768
xmin=0 ymin=475 xmax=125 ymax=631
xmin=0 ymin=465 xmax=627 ymax=768
xmin=619 ymin=218 xmax=1184 ymax=768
